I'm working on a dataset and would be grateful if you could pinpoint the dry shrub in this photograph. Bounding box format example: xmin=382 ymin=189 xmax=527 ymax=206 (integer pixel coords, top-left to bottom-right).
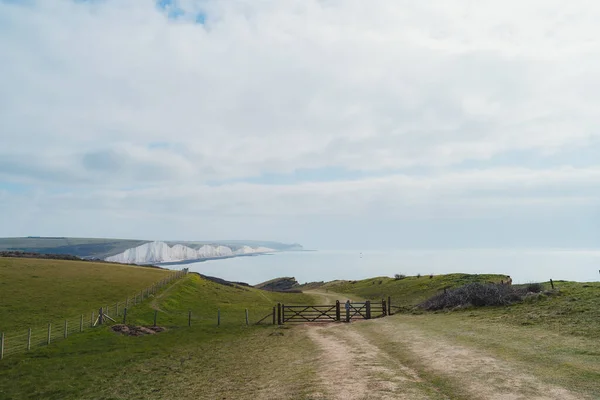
xmin=419 ymin=283 xmax=529 ymax=310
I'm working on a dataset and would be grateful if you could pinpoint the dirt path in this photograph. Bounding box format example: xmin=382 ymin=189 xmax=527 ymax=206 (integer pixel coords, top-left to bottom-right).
xmin=304 ymin=290 xmax=364 ymax=305
xmin=305 ymin=323 xmax=445 ymax=399
xmin=304 ymin=318 xmax=588 ymax=400
xmin=369 ymin=318 xmax=587 ymax=400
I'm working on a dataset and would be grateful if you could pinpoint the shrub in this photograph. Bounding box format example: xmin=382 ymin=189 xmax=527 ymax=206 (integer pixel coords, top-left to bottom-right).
xmin=419 ymin=282 xmax=526 ymax=310
xmin=394 ymin=274 xmax=406 ymax=280
xmin=417 ymin=273 xmax=421 ymax=278
xmin=429 ymin=274 xmax=434 ymax=279
xmin=522 ymin=282 xmax=544 ymax=293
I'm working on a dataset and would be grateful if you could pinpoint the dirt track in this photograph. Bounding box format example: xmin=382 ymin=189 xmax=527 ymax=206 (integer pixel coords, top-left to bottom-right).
xmin=303 ymin=317 xmax=588 ymax=400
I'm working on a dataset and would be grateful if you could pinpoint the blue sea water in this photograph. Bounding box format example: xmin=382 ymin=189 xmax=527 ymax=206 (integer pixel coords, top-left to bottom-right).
xmin=167 ymin=249 xmax=600 ymax=286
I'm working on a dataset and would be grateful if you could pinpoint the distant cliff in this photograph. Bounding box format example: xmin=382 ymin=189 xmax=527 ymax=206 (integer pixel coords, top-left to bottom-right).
xmin=0 ymin=237 xmax=303 ymax=263
xmin=255 ymin=277 xmax=301 ymax=292
xmin=105 ymin=241 xmax=276 ymax=264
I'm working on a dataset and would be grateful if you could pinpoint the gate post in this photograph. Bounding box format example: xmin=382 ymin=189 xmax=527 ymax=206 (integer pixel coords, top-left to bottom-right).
xmin=346 ymin=306 xmax=350 ymax=322
xmin=272 ymin=306 xmax=276 ymax=325
xmin=277 ymin=303 xmax=282 ymax=325
xmin=382 ymin=299 xmax=387 ymax=316
xmin=366 ymin=301 xmax=371 ymax=319
xmin=388 ymin=296 xmax=392 ymax=315
xmin=335 ymin=300 xmax=341 ymax=321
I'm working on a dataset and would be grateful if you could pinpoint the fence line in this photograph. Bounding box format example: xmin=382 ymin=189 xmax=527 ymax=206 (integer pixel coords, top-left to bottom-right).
xmin=0 ymin=268 xmax=188 ymax=360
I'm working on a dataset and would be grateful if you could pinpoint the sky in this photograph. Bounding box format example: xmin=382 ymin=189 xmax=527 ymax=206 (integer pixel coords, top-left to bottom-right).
xmin=0 ymin=0 xmax=599 ymax=250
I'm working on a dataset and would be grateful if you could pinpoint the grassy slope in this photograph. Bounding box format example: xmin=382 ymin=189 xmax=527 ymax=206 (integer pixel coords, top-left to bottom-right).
xmin=322 ymin=273 xmax=506 ymax=308
xmin=0 ymin=237 xmax=148 ymax=258
xmin=324 ymin=274 xmax=600 ymax=397
xmin=324 ymin=273 xmax=600 ymax=338
xmin=0 ymin=271 xmax=320 ymax=400
xmin=0 ymin=257 xmax=170 ymax=332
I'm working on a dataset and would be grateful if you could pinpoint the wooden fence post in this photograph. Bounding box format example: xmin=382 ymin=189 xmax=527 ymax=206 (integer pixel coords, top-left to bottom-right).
xmin=217 ymin=309 xmax=221 ymax=326
xmin=388 ymin=296 xmax=392 ymax=316
xmin=116 ymin=303 xmax=119 ymax=316
xmin=188 ymin=310 xmax=191 ymax=327
xmin=91 ymin=311 xmax=94 ymax=328
xmin=366 ymin=301 xmax=371 ymax=319
xmin=47 ymin=323 xmax=51 ymax=345
xmin=346 ymin=305 xmax=350 ymax=323
xmin=99 ymin=307 xmax=104 ymax=325
xmin=122 ymin=308 xmax=127 ymax=324
xmin=382 ymin=299 xmax=387 ymax=316
xmin=64 ymin=320 xmax=68 ymax=338
xmin=80 ymin=314 xmax=83 ymax=332
xmin=277 ymin=303 xmax=282 ymax=325
xmin=154 ymin=310 xmax=158 ymax=327
xmin=336 ymin=300 xmax=341 ymax=321
xmin=272 ymin=307 xmax=276 ymax=325
xmin=245 ymin=309 xmax=249 ymax=326
xmin=1 ymin=332 xmax=4 ymax=360
xmin=550 ymin=279 xmax=555 ymax=289
xmin=27 ymin=328 xmax=31 ymax=351
xmin=281 ymin=304 xmax=285 ymax=325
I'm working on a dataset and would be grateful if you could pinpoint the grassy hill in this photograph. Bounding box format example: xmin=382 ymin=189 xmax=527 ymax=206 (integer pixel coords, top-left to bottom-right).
xmin=1 ymin=260 xmax=599 ymax=399
xmin=0 ymin=237 xmax=148 ymax=259
xmin=0 ymin=257 xmax=170 ymax=332
xmin=0 ymin=259 xmax=319 ymax=399
xmin=320 ymin=273 xmax=600 ymax=338
xmin=319 ymin=273 xmax=507 ymax=308
xmin=254 ymin=276 xmax=300 ymax=291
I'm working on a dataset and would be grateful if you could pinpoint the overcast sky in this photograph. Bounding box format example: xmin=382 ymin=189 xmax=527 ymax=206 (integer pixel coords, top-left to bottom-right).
xmin=1 ymin=0 xmax=598 ymax=250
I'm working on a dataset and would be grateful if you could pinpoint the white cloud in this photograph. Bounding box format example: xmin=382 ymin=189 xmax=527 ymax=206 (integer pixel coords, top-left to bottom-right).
xmin=1 ymin=0 xmax=599 ymax=245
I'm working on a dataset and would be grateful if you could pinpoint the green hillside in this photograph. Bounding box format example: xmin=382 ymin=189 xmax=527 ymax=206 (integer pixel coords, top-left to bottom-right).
xmin=0 ymin=237 xmax=148 ymax=259
xmin=322 ymin=273 xmax=600 ymax=338
xmin=0 ymin=261 xmax=318 ymax=399
xmin=0 ymin=257 xmax=170 ymax=332
xmin=321 ymin=273 xmax=507 ymax=308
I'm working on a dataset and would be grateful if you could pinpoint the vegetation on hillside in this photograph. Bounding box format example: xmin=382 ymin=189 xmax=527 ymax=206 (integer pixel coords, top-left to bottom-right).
xmin=321 ymin=273 xmax=507 ymax=308
xmin=0 ymin=257 xmax=170 ymax=332
xmin=0 ymin=264 xmax=320 ymax=399
xmin=254 ymin=276 xmax=301 ymax=292
xmin=419 ymin=282 xmax=546 ymax=310
xmin=0 ymin=237 xmax=149 ymax=259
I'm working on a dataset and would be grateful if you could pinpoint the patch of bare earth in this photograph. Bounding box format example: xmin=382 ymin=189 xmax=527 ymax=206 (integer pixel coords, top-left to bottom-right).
xmin=368 ymin=318 xmax=587 ymax=400
xmin=112 ymin=324 xmax=166 ymax=336
xmin=305 ymin=323 xmax=444 ymax=399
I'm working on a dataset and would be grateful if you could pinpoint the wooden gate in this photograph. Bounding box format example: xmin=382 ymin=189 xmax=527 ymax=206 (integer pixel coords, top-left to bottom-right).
xmin=279 ymin=299 xmax=389 ymax=324
xmin=282 ymin=304 xmax=338 ymax=323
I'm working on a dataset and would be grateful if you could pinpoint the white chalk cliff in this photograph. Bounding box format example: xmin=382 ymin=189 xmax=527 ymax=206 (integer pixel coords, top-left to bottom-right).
xmin=105 ymin=241 xmax=274 ymax=264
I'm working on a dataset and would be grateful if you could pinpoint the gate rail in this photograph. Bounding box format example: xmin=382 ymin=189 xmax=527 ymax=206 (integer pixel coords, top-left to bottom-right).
xmin=278 ymin=298 xmax=392 ymax=324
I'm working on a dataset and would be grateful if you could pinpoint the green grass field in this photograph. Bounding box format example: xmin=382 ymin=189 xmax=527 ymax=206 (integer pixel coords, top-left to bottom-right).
xmin=0 ymin=257 xmax=171 ymax=332
xmin=320 ymin=273 xmax=506 ymax=307
xmin=0 ymin=259 xmax=320 ymax=399
xmin=1 ymin=258 xmax=599 ymax=399
xmin=323 ymin=273 xmax=600 ymax=338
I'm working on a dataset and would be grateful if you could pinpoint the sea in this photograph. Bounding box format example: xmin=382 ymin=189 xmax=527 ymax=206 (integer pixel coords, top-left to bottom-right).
xmin=164 ymin=248 xmax=600 ymax=286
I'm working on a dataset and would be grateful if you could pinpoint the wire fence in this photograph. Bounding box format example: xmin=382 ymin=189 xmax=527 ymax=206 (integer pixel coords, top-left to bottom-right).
xmin=0 ymin=268 xmax=188 ymax=360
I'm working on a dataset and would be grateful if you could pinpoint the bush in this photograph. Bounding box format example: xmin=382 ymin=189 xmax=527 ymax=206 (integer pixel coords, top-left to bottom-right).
xmin=417 ymin=273 xmax=421 ymax=278
xmin=419 ymin=283 xmax=526 ymax=310
xmin=394 ymin=274 xmax=406 ymax=280
xmin=522 ymin=282 xmax=544 ymax=293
